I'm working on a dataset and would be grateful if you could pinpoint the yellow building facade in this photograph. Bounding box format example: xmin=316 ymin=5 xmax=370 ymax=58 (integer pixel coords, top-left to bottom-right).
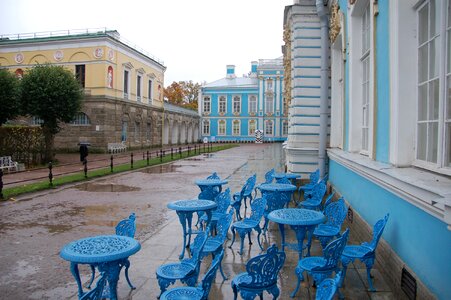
xmin=0 ymin=29 xmax=199 ymax=150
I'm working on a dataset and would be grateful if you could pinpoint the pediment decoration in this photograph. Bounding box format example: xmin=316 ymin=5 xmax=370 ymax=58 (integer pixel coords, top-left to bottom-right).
xmin=147 ymin=72 xmax=156 ymax=79
xmin=122 ymin=62 xmax=134 ymax=69
xmin=136 ymin=68 xmax=145 ymax=74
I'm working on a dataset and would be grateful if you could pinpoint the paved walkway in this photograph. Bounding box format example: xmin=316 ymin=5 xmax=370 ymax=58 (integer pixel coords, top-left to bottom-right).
xmin=0 ymin=144 xmax=394 ymax=299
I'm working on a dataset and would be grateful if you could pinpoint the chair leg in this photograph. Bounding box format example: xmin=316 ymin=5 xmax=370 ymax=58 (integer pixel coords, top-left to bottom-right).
xmin=232 ymin=283 xmax=238 ymax=300
xmin=290 ymin=266 xmax=304 ymax=298
xmin=87 ymin=264 xmax=96 ymax=289
xmin=340 ymin=257 xmax=352 ymax=288
xmin=239 ymin=231 xmax=246 ymax=255
xmin=247 ymin=232 xmax=253 ymax=245
xmin=363 ymin=257 xmax=376 ymax=292
xmin=255 ymin=226 xmax=264 ymax=250
xmin=123 ymin=259 xmax=135 ymax=289
xmin=229 ymin=227 xmax=237 ymax=248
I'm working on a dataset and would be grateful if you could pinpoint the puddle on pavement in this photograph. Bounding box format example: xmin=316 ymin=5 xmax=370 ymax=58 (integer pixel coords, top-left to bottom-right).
xmin=75 ymin=183 xmax=141 ymax=192
xmin=140 ymin=164 xmax=180 ymax=174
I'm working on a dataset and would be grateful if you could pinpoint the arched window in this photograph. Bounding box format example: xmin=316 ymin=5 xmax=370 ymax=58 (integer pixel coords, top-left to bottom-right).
xmin=70 ymin=113 xmax=90 ymax=125
xmin=248 ymin=120 xmax=256 ymax=136
xmin=218 ymin=119 xmax=226 ymax=135
xmin=265 ymin=120 xmax=273 ymax=136
xmin=219 ymin=95 xmax=227 ymax=113
xmin=249 ymin=95 xmax=257 ymax=114
xmin=232 ymin=119 xmax=240 ymax=136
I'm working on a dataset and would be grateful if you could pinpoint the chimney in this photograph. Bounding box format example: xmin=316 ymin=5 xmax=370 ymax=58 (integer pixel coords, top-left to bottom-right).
xmin=226 ymin=65 xmax=236 ymax=79
xmin=250 ymin=61 xmax=258 ymax=77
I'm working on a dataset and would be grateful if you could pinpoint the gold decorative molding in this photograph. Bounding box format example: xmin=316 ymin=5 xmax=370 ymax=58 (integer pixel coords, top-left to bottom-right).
xmin=283 ymin=24 xmax=292 ymax=105
xmin=330 ymin=2 xmax=341 ymax=43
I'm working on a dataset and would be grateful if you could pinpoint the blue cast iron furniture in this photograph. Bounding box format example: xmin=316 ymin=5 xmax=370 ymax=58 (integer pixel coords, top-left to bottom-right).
xmin=200 ymin=188 xmax=231 ymax=233
xmin=156 ymin=231 xmax=209 ymax=298
xmin=321 ymin=191 xmax=336 ymax=212
xmin=341 ymin=214 xmax=389 ymax=292
xmin=263 ymin=168 xmax=275 ymax=184
xmin=298 ymin=169 xmax=320 ymax=200
xmin=167 ymin=199 xmax=217 ymax=259
xmin=267 ymin=208 xmax=325 ymax=259
xmin=80 ymin=272 xmax=107 ymax=300
xmin=60 ymin=235 xmax=141 ymax=300
xmin=160 ymin=249 xmax=224 ymax=300
xmin=272 ymin=172 xmax=301 ymax=185
xmin=195 ymin=172 xmax=228 ymax=200
xmin=291 ymin=229 xmax=349 ymax=298
xmin=87 ymin=213 xmax=137 ymax=289
xmin=256 ymin=183 xmax=297 ymax=233
xmin=315 ymin=271 xmax=342 ymax=300
xmin=229 ymin=197 xmax=267 ymax=255
xmin=201 ymin=210 xmax=234 ymax=280
xmin=311 ymin=197 xmax=347 ymax=251
xmin=298 ymin=181 xmax=327 ymax=211
xmin=231 ymin=244 xmax=286 ymax=300
xmin=231 ymin=174 xmax=257 ymax=220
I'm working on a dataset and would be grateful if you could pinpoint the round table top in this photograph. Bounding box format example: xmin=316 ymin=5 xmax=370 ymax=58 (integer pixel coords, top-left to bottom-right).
xmin=194 ymin=179 xmax=228 ymax=186
xmin=273 ymin=172 xmax=301 ymax=180
xmin=258 ymin=183 xmax=297 ymax=192
xmin=268 ymin=208 xmax=325 ymax=226
xmin=167 ymin=199 xmax=217 ymax=211
xmin=60 ymin=235 xmax=141 ymax=264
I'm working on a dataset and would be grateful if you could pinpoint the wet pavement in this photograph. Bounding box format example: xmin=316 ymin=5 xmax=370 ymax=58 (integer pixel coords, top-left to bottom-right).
xmin=0 ymin=144 xmax=394 ymax=299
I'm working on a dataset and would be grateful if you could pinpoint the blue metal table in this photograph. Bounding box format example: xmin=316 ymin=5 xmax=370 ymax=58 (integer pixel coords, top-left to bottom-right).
xmin=167 ymin=199 xmax=217 ymax=259
xmin=194 ymin=178 xmax=228 ymax=200
xmin=257 ymin=183 xmax=297 ymax=232
xmin=272 ymin=172 xmax=301 ymax=183
xmin=267 ymin=208 xmax=325 ymax=259
xmin=60 ymin=235 xmax=141 ymax=300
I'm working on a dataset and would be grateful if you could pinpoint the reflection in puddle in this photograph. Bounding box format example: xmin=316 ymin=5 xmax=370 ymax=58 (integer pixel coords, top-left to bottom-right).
xmin=76 ymin=183 xmax=141 ymax=192
xmin=184 ymin=158 xmax=204 ymax=161
xmin=140 ymin=164 xmax=180 ymax=174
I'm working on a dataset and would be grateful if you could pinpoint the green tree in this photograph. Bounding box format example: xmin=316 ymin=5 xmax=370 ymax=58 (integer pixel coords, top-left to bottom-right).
xmin=164 ymin=80 xmax=200 ymax=110
xmin=21 ymin=64 xmax=83 ymax=162
xmin=0 ymin=69 xmax=21 ymax=125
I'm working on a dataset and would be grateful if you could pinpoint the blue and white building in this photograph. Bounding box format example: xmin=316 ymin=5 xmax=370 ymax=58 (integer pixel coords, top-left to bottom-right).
xmin=284 ymin=0 xmax=451 ymax=298
xmin=199 ymin=59 xmax=288 ymax=142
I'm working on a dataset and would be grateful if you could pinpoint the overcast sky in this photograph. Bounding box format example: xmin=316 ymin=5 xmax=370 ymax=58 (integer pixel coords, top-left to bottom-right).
xmin=0 ymin=0 xmax=293 ymax=86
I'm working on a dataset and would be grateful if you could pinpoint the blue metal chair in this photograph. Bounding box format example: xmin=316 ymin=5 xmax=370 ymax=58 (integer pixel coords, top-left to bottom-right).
xmin=291 ymin=229 xmax=349 ymax=298
xmin=321 ymin=191 xmax=336 ymax=212
xmin=201 ymin=210 xmax=234 ymax=280
xmin=275 ymin=175 xmax=291 ymax=184
xmin=264 ymin=168 xmax=275 ymax=184
xmin=341 ymin=214 xmax=389 ymax=292
xmin=87 ymin=213 xmax=137 ymax=289
xmin=229 ymin=197 xmax=266 ymax=255
xmin=80 ymin=272 xmax=107 ymax=300
xmin=231 ymin=174 xmax=257 ymax=220
xmin=315 ymin=271 xmax=342 ymax=300
xmin=298 ymin=181 xmax=327 ymax=211
xmin=298 ymin=169 xmax=320 ymax=198
xmin=160 ymin=249 xmax=224 ymax=300
xmin=156 ymin=231 xmax=208 ymax=298
xmin=200 ymin=188 xmax=231 ymax=232
xmin=231 ymin=244 xmax=286 ymax=300
xmin=312 ymin=197 xmax=347 ymax=250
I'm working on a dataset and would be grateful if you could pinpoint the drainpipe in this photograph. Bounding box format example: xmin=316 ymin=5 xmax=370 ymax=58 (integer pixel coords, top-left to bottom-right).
xmin=316 ymin=0 xmax=329 ymax=178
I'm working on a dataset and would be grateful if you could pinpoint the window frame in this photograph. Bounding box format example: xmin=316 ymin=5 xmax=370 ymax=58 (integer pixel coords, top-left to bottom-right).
xmin=218 ymin=95 xmax=227 ymax=114
xmin=137 ymin=74 xmax=142 ymax=102
xmin=265 ymin=120 xmax=274 ymax=136
xmin=265 ymin=94 xmax=274 ymax=114
xmin=248 ymin=119 xmax=256 ymax=136
xmin=233 ymin=95 xmax=241 ymax=114
xmin=75 ymin=64 xmax=86 ymax=88
xmin=218 ymin=119 xmax=226 ymax=135
xmin=249 ymin=95 xmax=257 ymax=114
xmin=70 ymin=112 xmax=90 ymax=125
xmin=123 ymin=69 xmax=130 ymax=99
xmin=232 ymin=119 xmax=240 ymax=136
xmin=202 ymin=120 xmax=210 ymax=135
xmin=203 ymin=96 xmax=211 ymax=113
xmin=148 ymin=79 xmax=153 ymax=104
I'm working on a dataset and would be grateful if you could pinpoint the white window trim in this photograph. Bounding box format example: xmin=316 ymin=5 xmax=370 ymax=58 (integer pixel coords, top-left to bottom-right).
xmin=148 ymin=79 xmax=153 ymax=105
xmin=248 ymin=119 xmax=257 ymax=136
xmin=233 ymin=95 xmax=241 ymax=114
xmin=202 ymin=120 xmax=210 ymax=135
xmin=265 ymin=94 xmax=274 ymax=114
xmin=203 ymin=96 xmax=211 ymax=113
xmin=348 ymin=0 xmax=374 ymax=157
xmin=232 ymin=119 xmax=241 ymax=136
xmin=249 ymin=94 xmax=258 ymax=114
xmin=218 ymin=95 xmax=227 ymax=114
xmin=123 ymin=69 xmax=131 ymax=100
xmin=265 ymin=120 xmax=274 ymax=136
xmin=330 ymin=32 xmax=345 ymax=149
xmin=218 ymin=119 xmax=226 ymax=136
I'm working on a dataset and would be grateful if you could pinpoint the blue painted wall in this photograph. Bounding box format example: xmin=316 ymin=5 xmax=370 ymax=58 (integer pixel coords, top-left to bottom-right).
xmin=375 ymin=0 xmax=390 ymax=163
xmin=330 ymin=160 xmax=451 ymax=299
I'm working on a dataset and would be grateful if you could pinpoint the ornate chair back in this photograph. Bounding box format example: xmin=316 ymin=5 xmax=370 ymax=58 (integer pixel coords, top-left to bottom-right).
xmin=249 ymin=197 xmax=267 ymax=222
xmin=80 ymin=272 xmax=107 ymax=300
xmin=198 ymin=186 xmax=217 ymax=201
xmin=320 ymin=229 xmax=349 ymax=270
xmin=216 ymin=210 xmax=234 ymax=241
xmin=305 ymin=181 xmax=327 ymax=202
xmin=243 ymin=174 xmax=257 ymax=197
xmin=276 ymin=176 xmax=291 ymax=184
xmin=241 ymin=244 xmax=286 ymax=288
xmin=323 ymin=198 xmax=347 ymax=228
xmin=365 ymin=214 xmax=389 ymax=251
xmin=310 ymin=169 xmax=320 ymax=184
xmin=184 ymin=231 xmax=208 ymax=268
xmin=200 ymin=249 xmax=224 ymax=298
xmin=115 ymin=213 xmax=136 ymax=237
xmin=264 ymin=168 xmax=275 ymax=184
xmin=322 ymin=191 xmax=336 ymax=212
xmin=315 ymin=272 xmax=342 ymax=300
xmin=215 ymin=188 xmax=231 ymax=213
xmin=207 ymin=172 xmax=220 ymax=180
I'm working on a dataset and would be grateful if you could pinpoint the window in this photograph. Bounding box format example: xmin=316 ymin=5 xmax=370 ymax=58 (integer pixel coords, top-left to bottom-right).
xmin=248 ymin=120 xmax=256 ymax=136
xmin=121 ymin=121 xmax=128 ymax=142
xmin=123 ymin=70 xmax=130 ymax=99
xmin=219 ymin=95 xmax=227 ymax=114
xmin=202 ymin=120 xmax=210 ymax=135
xmin=135 ymin=121 xmax=140 ymax=141
xmin=416 ymin=0 xmax=451 ymax=167
xmin=361 ymin=3 xmax=371 ymax=153
xmin=232 ymin=120 xmax=240 ymax=135
xmin=265 ymin=94 xmax=274 ymax=114
xmin=283 ymin=120 xmax=288 ymax=135
xmin=148 ymin=80 xmax=153 ymax=103
xmin=203 ymin=96 xmax=211 ymax=113
xmin=218 ymin=119 xmax=226 ymax=135
xmin=70 ymin=112 xmax=90 ymax=125
xmin=137 ymin=75 xmax=142 ymax=102
xmin=265 ymin=120 xmax=273 ymax=136
xmin=75 ymin=65 xmax=85 ymax=88
xmin=249 ymin=95 xmax=257 ymax=114
xmin=266 ymin=79 xmax=273 ymax=91
xmin=146 ymin=122 xmax=152 ymax=141
xmin=233 ymin=96 xmax=241 ymax=114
